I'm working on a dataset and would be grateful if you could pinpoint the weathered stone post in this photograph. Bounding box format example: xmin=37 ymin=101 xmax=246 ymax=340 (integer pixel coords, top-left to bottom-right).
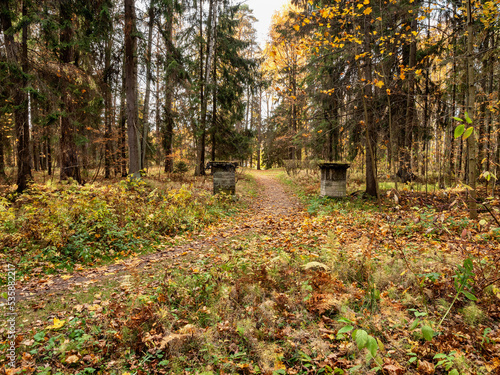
xmin=208 ymin=162 xmax=238 ymax=195
xmin=319 ymin=163 xmax=350 ymax=198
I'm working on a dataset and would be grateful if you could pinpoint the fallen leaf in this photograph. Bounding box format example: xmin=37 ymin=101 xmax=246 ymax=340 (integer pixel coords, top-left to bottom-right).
xmin=65 ymin=354 xmax=79 ymax=364
xmin=383 ymin=363 xmax=405 ymax=375
xmin=46 ymin=318 xmax=65 ymax=330
xmin=418 ymin=360 xmax=435 ymax=374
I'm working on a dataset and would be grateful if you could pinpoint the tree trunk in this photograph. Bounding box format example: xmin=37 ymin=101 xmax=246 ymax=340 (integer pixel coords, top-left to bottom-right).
xmin=155 ymin=51 xmax=161 ymax=166
xmin=141 ymin=4 xmax=154 ymax=170
xmin=195 ymin=0 xmax=205 ymax=176
xmin=163 ymin=6 xmax=174 ymax=173
xmin=59 ymin=3 xmax=81 ymax=183
xmin=0 ymin=124 xmax=5 ymax=177
xmin=0 ymin=0 xmax=33 ymax=191
xmin=125 ymin=0 xmax=140 ymax=177
xmin=119 ymin=56 xmax=127 ymax=177
xmin=195 ymin=0 xmax=217 ymax=176
xmin=211 ymin=49 xmax=217 ymax=162
xmin=485 ymin=35 xmax=494 ymax=178
xmin=466 ymin=0 xmax=477 ymax=219
xmin=104 ymin=37 xmax=112 ymax=179
xmin=361 ymin=14 xmax=378 ymax=199
xmin=448 ymin=44 xmax=457 ymax=186
xmin=257 ymin=85 xmax=262 ymax=170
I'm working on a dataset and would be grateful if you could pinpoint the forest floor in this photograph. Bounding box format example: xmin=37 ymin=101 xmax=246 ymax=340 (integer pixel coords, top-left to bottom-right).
xmin=1 ymin=170 xmax=500 ymax=375
xmin=13 ymin=170 xmax=301 ymax=301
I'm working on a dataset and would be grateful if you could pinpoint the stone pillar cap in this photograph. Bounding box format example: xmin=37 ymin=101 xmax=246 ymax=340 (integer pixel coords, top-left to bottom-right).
xmin=206 ymin=161 xmax=238 ymax=168
xmin=318 ymin=162 xmax=350 ymax=169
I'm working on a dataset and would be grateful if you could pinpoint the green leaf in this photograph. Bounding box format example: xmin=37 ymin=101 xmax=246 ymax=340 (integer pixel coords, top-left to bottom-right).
xmin=463 ymin=258 xmax=474 ymax=272
xmin=463 ymin=126 xmax=474 ymax=140
xmin=421 ymin=325 xmax=434 ymax=341
xmin=355 ymin=329 xmax=368 ymax=350
xmin=414 ymin=311 xmax=427 ymax=317
xmin=453 ymin=117 xmax=464 ymax=122
xmin=409 ymin=318 xmax=420 ymax=331
xmin=449 ymin=369 xmax=459 ymax=375
xmin=461 ymin=290 xmax=477 ymax=301
xmin=366 ymin=335 xmax=378 ymax=357
xmin=377 ymin=338 xmax=385 ymax=351
xmin=338 ymin=325 xmax=354 ymax=334
xmin=433 ymin=353 xmax=447 ymax=359
xmin=464 ymin=111 xmax=472 ymax=123
xmin=34 ymin=331 xmax=46 ymax=342
xmin=409 ymin=357 xmax=417 ymax=364
xmin=337 ymin=317 xmax=354 ymax=324
xmin=454 ymin=124 xmax=465 ymax=138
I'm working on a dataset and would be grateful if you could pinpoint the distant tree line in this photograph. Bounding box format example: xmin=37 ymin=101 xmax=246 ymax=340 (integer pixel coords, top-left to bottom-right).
xmin=0 ymin=0 xmax=261 ymax=191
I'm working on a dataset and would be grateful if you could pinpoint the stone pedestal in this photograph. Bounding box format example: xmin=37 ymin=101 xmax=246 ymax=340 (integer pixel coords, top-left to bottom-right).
xmin=319 ymin=163 xmax=350 ymax=198
xmin=208 ymin=162 xmax=238 ymax=195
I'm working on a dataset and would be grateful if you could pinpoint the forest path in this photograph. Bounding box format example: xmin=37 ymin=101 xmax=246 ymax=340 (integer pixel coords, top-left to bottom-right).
xmin=17 ymin=170 xmax=301 ymax=301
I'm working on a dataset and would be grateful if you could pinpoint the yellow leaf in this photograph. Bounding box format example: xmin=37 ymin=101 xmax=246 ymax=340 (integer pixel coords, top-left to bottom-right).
xmin=364 ymin=0 xmax=370 ymax=3
xmin=415 ymin=69 xmax=422 ymax=75
xmin=386 ymin=89 xmax=391 ymax=95
xmin=375 ymin=80 xmax=384 ymax=88
xmin=400 ymin=73 xmax=406 ymax=80
xmin=65 ymin=355 xmax=79 ymax=364
xmin=46 ymin=318 xmax=65 ymax=330
xmin=357 ymin=3 xmax=363 ymax=9
xmin=61 ymin=275 xmax=72 ymax=280
xmin=274 ymin=360 xmax=287 ymax=370
xmin=293 ymin=24 xmax=300 ymax=31
xmin=364 ymin=7 xmax=372 ymax=14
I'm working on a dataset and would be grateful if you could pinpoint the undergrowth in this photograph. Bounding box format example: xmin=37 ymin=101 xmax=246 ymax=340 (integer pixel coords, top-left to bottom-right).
xmin=0 ymin=176 xmax=244 ymax=283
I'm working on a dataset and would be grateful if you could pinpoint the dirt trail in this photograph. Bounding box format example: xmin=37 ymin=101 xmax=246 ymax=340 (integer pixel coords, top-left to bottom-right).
xmin=251 ymin=171 xmax=301 ymax=216
xmin=17 ymin=170 xmax=300 ymax=301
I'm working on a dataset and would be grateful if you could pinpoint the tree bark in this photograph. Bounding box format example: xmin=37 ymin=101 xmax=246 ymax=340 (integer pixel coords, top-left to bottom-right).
xmin=163 ymin=5 xmax=174 ymax=173
xmin=466 ymin=0 xmax=477 ymax=219
xmin=119 ymin=55 xmax=127 ymax=177
xmin=125 ymin=0 xmax=140 ymax=177
xmin=257 ymin=85 xmax=262 ymax=170
xmin=195 ymin=0 xmax=217 ymax=176
xmin=361 ymin=13 xmax=378 ymax=199
xmin=141 ymin=3 xmax=154 ymax=170
xmin=0 ymin=0 xmax=33 ymax=191
xmin=59 ymin=2 xmax=81 ymax=183
xmin=211 ymin=48 xmax=217 ymax=162
xmin=104 ymin=36 xmax=112 ymax=179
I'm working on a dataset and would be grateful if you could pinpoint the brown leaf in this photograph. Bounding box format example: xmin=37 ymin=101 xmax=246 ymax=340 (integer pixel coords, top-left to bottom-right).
xmin=159 ymin=333 xmax=191 ymax=352
xmin=383 ymin=363 xmax=405 ymax=375
xmin=417 ymin=360 xmax=435 ymax=374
